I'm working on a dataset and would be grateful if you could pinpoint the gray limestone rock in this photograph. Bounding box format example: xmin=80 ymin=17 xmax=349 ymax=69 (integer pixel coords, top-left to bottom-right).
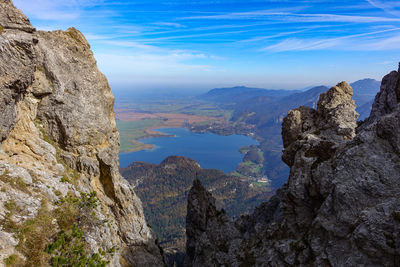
xmin=0 ymin=0 xmax=35 ymax=33
xmin=0 ymin=1 xmax=164 ymax=266
xmin=0 ymin=4 xmax=36 ymax=141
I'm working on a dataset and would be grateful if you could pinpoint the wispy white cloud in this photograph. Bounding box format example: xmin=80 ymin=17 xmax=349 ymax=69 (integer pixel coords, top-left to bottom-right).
xmin=102 ymin=40 xmax=161 ymax=50
xmin=238 ymin=27 xmax=319 ymax=43
xmin=295 ymin=13 xmax=400 ymax=23
xmin=178 ymin=6 xmax=307 ymax=20
xmin=85 ymin=33 xmax=131 ymax=41
xmin=13 ymin=0 xmax=105 ymax=20
xmin=365 ymin=34 xmax=400 ymax=49
xmin=180 ymin=11 xmax=287 ymax=20
xmin=134 ymin=29 xmax=259 ymax=42
xmin=366 ymin=0 xmax=400 ymax=17
xmin=97 ymin=40 xmax=218 ymax=61
xmin=109 ymin=25 xmax=145 ymax=35
xmin=96 ymin=52 xmax=217 ymax=81
xmin=262 ymin=27 xmax=400 ymax=52
xmin=159 ymin=22 xmax=272 ymax=34
xmin=379 ymin=60 xmax=396 ymax=65
xmin=180 ymin=9 xmax=400 ymax=23
xmin=153 ymin=22 xmax=186 ymax=28
xmin=14 ymin=0 xmax=400 ymax=89
xmin=262 ymin=38 xmax=340 ymax=52
xmin=94 ymin=45 xmax=223 ymax=89
xmin=127 ymin=22 xmax=280 ymax=39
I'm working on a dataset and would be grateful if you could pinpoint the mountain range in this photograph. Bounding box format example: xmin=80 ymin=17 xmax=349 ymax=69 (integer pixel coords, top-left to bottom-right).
xmin=196 ymin=79 xmax=381 ymax=187
xmin=200 ymin=86 xmax=300 ymax=103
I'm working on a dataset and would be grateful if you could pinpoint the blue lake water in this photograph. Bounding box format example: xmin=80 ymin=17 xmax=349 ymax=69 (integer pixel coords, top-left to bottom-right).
xmin=119 ymin=128 xmax=258 ymax=173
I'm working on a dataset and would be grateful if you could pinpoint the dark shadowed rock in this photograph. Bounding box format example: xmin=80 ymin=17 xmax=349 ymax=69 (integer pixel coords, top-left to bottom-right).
xmin=369 ymin=64 xmax=400 ymax=122
xmin=185 ymin=179 xmax=242 ymax=266
xmin=0 ymin=0 xmax=36 ymax=141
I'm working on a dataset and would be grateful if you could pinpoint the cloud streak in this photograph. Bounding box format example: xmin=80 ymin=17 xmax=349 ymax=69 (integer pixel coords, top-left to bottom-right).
xmin=152 ymin=22 xmax=186 ymax=28
xmin=14 ymin=1 xmax=400 ymax=89
xmin=262 ymin=27 xmax=400 ymax=52
xmin=13 ymin=0 xmax=105 ymax=20
xmin=181 ymin=10 xmax=400 ymax=23
xmin=237 ymin=26 xmax=325 ymax=43
xmin=366 ymin=0 xmax=400 ymax=17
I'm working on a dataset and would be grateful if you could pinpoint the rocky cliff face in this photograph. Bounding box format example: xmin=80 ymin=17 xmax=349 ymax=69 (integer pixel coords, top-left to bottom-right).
xmin=185 ymin=70 xmax=400 ymax=266
xmin=0 ymin=1 xmax=163 ymax=266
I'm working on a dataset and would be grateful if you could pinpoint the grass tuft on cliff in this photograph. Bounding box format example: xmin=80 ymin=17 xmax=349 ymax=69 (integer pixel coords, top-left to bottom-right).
xmin=1 ymin=191 xmax=113 ymax=267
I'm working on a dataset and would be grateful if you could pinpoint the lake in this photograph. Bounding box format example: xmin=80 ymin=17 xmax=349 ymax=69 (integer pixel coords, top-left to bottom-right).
xmin=119 ymin=128 xmax=258 ymax=173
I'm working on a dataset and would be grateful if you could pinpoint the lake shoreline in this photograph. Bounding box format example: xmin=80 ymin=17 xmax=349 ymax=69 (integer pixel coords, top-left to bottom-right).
xmin=121 ymin=119 xmax=257 ymax=153
xmin=122 ymin=127 xmax=176 ymax=153
xmin=119 ymin=127 xmax=259 ymax=173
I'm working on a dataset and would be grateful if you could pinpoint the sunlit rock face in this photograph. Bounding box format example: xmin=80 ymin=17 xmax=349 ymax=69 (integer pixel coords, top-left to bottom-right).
xmin=0 ymin=1 xmax=164 ymax=266
xmin=185 ymin=68 xmax=400 ymax=266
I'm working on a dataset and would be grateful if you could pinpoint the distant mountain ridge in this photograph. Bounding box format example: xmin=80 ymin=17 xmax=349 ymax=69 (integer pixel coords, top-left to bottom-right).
xmin=201 ymin=79 xmax=381 ymax=123
xmin=350 ymin=78 xmax=381 ymax=119
xmin=351 ymin=78 xmax=381 ymax=95
xmin=199 ymin=86 xmax=301 ymax=103
xmin=232 ymin=85 xmax=329 ymax=129
xmin=197 ymin=79 xmax=381 ymax=188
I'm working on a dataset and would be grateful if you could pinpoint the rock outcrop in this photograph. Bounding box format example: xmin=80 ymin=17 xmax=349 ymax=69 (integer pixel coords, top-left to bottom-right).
xmin=185 ymin=71 xmax=400 ymax=266
xmin=0 ymin=1 xmax=163 ymax=266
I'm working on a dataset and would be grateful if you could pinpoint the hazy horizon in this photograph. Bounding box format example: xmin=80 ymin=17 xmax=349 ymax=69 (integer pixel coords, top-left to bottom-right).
xmin=112 ymin=79 xmax=378 ymax=100
xmin=13 ymin=0 xmax=400 ymax=92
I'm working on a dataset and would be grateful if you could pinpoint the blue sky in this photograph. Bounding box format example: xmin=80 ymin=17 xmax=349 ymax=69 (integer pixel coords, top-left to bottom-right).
xmin=12 ymin=0 xmax=400 ymax=92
